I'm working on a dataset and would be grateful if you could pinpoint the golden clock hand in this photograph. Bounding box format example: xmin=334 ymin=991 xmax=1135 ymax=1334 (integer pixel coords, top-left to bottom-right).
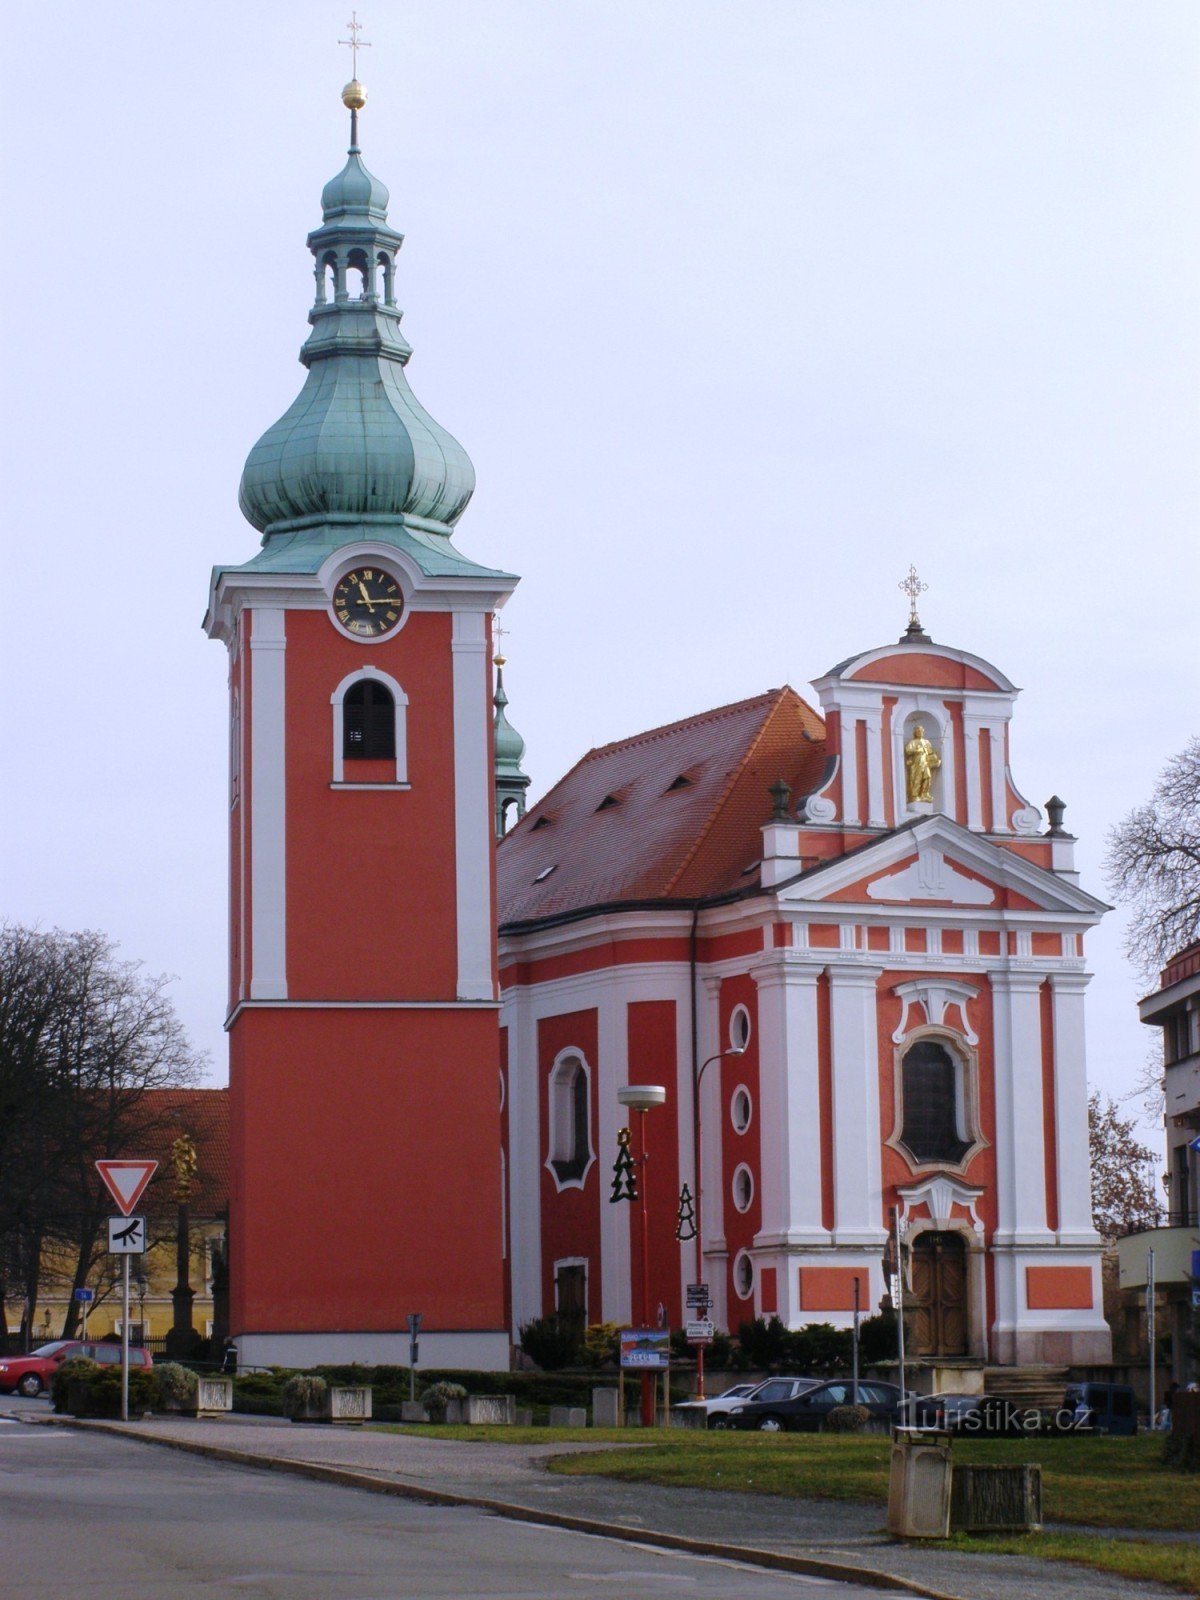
xmin=357 ymin=581 xmax=377 ymax=612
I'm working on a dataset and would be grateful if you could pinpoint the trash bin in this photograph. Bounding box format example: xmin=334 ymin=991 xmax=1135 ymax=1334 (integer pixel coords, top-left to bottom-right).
xmin=886 ymin=1426 xmax=952 ymax=1539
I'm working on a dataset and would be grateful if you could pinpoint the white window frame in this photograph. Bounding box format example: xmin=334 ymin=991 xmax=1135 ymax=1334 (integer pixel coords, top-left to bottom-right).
xmin=330 ymin=665 xmax=410 ymax=786
xmin=545 ymin=1049 xmax=595 ymax=1192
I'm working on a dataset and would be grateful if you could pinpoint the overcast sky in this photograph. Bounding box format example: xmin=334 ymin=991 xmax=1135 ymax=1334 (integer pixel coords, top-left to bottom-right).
xmin=2 ymin=3 xmax=1196 ymax=1144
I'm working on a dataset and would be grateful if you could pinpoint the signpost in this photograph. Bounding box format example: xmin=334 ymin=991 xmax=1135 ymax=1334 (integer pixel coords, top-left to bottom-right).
xmin=407 ymin=1312 xmax=422 ymax=1403
xmin=95 ymin=1160 xmax=158 ymax=1422
xmin=74 ymin=1286 xmax=94 ymax=1339
xmin=685 ymin=1318 xmax=714 ymax=1342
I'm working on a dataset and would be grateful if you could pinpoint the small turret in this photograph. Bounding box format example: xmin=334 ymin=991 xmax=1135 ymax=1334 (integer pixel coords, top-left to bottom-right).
xmin=494 ymin=655 xmax=530 ymax=840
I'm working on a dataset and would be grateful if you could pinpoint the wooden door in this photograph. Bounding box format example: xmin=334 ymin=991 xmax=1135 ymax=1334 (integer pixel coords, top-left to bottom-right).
xmin=910 ymin=1232 xmax=968 ymax=1356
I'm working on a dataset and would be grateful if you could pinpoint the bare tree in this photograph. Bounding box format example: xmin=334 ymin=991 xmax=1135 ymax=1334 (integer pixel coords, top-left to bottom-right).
xmin=1089 ymin=1090 xmax=1163 ymax=1241
xmin=1106 ymin=737 xmax=1200 ymax=977
xmin=0 ymin=925 xmax=204 ymax=1343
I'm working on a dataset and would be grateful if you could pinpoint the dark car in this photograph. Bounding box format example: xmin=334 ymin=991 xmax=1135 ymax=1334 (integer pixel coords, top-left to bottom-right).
xmin=0 ymin=1340 xmax=153 ymax=1398
xmin=1064 ymin=1383 xmax=1138 ymax=1436
xmin=708 ymin=1376 xmax=816 ymax=1429
xmin=912 ymin=1391 xmax=986 ymax=1430
xmin=730 ymin=1378 xmax=902 ymax=1432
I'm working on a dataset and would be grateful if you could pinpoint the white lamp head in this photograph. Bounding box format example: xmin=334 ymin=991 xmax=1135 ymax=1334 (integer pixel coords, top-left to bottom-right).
xmin=617 ymin=1084 xmax=667 ymax=1111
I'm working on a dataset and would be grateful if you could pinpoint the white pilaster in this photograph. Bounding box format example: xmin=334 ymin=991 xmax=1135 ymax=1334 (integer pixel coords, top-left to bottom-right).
xmin=750 ymin=961 xmax=829 ymax=1293
xmin=1049 ymin=973 xmax=1101 ymax=1245
xmin=990 ymin=971 xmax=1052 ymax=1243
xmin=864 ymin=707 xmax=887 ymax=828
xmin=827 ymin=964 xmax=887 ymax=1246
xmin=451 ymin=610 xmax=494 ymax=1001
xmin=840 ymin=719 xmax=861 ymax=826
xmin=988 ymin=722 xmax=1009 ymax=833
xmin=504 ymin=986 xmax=542 ymax=1331
xmin=598 ymin=986 xmax=632 ymax=1324
xmin=962 ymin=716 xmax=984 ymax=831
xmin=249 ymin=608 xmax=287 ymax=1000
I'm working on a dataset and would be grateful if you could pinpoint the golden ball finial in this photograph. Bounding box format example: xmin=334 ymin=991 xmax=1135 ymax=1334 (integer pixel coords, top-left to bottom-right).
xmin=342 ymin=78 xmax=368 ymax=111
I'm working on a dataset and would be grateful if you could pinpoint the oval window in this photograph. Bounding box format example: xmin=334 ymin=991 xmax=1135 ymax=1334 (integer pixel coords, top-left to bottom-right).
xmin=730 ymin=1086 xmax=753 ymax=1135
xmin=732 ymin=1164 xmax=754 ymax=1213
xmin=733 ymin=1250 xmax=754 ymax=1300
xmin=729 ymin=1005 xmax=752 ymax=1052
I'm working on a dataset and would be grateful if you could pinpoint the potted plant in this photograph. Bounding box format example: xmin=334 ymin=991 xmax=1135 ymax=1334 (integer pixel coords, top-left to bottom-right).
xmin=281 ymin=1373 xmax=328 ymax=1422
xmin=420 ymin=1381 xmax=467 ymax=1424
xmin=154 ymin=1362 xmax=199 ymax=1414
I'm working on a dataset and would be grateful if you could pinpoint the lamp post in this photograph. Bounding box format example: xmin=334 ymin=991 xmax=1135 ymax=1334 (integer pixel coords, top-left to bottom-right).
xmin=690 ymin=1045 xmax=744 ymax=1398
xmin=617 ymin=1084 xmax=666 ymax=1427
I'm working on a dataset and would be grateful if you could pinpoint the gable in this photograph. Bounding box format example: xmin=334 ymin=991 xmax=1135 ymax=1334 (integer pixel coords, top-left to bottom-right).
xmin=775 ymin=815 xmax=1107 ymax=919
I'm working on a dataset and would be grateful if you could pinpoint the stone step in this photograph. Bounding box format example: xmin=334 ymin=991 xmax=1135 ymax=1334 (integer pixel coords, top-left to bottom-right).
xmin=982 ymin=1365 xmax=1070 ymax=1410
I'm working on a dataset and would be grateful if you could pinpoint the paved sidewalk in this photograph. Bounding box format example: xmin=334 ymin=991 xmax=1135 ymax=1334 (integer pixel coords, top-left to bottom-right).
xmin=34 ymin=1413 xmax=1184 ymax=1600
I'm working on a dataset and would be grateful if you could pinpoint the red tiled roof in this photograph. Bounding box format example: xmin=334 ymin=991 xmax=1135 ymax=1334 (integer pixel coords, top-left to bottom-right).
xmin=499 ymin=688 xmax=827 ymax=927
xmin=127 ymin=1089 xmax=230 ymax=1220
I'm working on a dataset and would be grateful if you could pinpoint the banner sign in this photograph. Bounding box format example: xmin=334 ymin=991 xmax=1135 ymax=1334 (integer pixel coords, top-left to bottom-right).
xmin=620 ymin=1328 xmax=670 ymax=1370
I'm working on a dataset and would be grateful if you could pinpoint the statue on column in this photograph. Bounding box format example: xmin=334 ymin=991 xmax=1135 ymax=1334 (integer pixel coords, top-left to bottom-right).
xmin=904 ymin=723 xmax=941 ymax=805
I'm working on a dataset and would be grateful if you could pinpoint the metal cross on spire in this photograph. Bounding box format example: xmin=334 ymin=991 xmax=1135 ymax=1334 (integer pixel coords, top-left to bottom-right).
xmin=899 ymin=565 xmax=928 ymax=628
xmin=493 ymin=615 xmax=509 ymax=667
xmin=340 ymin=11 xmax=371 ymax=76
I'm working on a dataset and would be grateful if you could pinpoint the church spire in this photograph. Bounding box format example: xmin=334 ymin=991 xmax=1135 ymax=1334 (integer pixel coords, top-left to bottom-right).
xmin=494 ymin=651 xmax=531 ymax=840
xmin=237 ymin=74 xmax=476 ymax=541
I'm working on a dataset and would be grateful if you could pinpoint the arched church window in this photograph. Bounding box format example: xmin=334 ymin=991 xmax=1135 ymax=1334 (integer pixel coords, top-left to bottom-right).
xmin=330 ymin=668 xmax=409 ymax=786
xmin=900 ymin=1040 xmax=970 ymax=1165
xmin=548 ymin=1052 xmax=592 ymax=1186
xmin=343 ymin=680 xmax=396 ymax=761
xmin=347 ymin=247 xmax=370 ymax=300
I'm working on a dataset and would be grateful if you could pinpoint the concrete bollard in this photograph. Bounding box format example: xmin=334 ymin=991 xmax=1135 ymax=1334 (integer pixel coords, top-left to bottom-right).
xmin=549 ymin=1405 xmax=588 ymax=1428
xmin=592 ymin=1387 xmax=620 ymax=1428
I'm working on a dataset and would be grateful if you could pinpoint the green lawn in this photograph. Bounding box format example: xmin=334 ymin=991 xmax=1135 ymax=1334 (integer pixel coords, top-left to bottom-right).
xmin=379 ymin=1426 xmax=1200 ymax=1594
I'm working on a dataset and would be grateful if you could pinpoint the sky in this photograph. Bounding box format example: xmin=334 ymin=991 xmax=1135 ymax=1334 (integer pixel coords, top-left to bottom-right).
xmin=2 ymin=2 xmax=1197 ymax=1145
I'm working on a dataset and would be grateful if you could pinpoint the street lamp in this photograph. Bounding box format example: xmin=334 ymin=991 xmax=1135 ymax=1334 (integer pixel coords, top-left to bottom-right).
xmin=617 ymin=1084 xmax=666 ymax=1427
xmin=691 ymin=1045 xmax=745 ymax=1399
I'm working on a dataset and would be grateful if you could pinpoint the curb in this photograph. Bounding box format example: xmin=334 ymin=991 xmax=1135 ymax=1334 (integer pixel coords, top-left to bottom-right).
xmin=42 ymin=1416 xmax=964 ymax=1600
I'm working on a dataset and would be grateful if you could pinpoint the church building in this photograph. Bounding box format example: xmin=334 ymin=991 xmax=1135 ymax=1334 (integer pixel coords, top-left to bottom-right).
xmin=497 ymin=605 xmax=1113 ymax=1367
xmin=209 ymin=78 xmax=1111 ymax=1372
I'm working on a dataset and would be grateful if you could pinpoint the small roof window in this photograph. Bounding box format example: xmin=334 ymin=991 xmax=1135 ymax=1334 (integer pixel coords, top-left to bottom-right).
xmin=665 ymin=774 xmax=692 ymax=792
xmin=531 ymin=815 xmax=552 ymax=830
xmin=595 ymin=794 xmax=620 ymax=812
xmin=533 ymin=864 xmax=558 ymax=883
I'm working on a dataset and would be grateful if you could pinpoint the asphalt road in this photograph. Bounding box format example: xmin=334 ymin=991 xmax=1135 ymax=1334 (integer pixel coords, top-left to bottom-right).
xmin=0 ymin=1415 xmax=884 ymax=1599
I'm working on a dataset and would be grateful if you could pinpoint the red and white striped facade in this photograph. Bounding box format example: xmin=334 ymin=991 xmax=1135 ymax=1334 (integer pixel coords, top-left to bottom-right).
xmin=498 ymin=636 xmax=1113 ymax=1366
xmin=206 ymin=548 xmax=515 ymax=1370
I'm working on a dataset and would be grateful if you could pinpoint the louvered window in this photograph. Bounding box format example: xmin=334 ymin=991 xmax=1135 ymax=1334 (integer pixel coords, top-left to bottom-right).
xmin=901 ymin=1040 xmax=969 ymax=1164
xmin=343 ymin=680 xmax=395 ymax=760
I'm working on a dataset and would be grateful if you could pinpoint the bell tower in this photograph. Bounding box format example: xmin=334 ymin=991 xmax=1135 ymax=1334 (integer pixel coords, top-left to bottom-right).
xmin=204 ymin=76 xmax=516 ymax=1368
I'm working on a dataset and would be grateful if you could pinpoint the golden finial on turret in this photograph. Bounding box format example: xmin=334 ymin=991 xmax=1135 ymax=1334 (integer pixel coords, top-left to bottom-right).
xmin=342 ymin=79 xmax=367 ymax=110
xmin=340 ymin=12 xmax=371 ymax=109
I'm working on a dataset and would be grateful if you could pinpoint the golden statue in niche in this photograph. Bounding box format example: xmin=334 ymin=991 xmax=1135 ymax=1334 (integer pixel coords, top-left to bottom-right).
xmin=904 ymin=722 xmax=941 ymax=804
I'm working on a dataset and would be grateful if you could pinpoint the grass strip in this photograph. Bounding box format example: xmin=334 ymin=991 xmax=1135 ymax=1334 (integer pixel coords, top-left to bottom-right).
xmin=946 ymin=1532 xmax=1200 ymax=1595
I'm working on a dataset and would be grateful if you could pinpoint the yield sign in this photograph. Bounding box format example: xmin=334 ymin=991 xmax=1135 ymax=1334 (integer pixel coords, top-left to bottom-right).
xmin=95 ymin=1160 xmax=158 ymax=1216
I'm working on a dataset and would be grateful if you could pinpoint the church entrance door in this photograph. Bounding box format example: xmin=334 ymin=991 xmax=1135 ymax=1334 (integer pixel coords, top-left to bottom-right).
xmin=910 ymin=1231 xmax=968 ymax=1356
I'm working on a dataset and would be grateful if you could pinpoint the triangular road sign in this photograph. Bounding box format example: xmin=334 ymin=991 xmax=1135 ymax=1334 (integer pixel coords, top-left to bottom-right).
xmin=95 ymin=1160 xmax=158 ymax=1216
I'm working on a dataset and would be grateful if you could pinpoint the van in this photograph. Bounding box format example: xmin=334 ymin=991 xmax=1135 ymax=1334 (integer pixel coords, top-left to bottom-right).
xmin=1063 ymin=1382 xmax=1138 ymax=1436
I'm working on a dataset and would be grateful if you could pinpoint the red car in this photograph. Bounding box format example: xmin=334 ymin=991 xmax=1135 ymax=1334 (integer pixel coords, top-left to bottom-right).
xmin=0 ymin=1340 xmax=153 ymax=1397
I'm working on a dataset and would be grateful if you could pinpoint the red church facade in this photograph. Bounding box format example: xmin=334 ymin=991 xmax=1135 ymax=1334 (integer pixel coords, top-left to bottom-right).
xmin=498 ymin=631 xmax=1112 ymax=1367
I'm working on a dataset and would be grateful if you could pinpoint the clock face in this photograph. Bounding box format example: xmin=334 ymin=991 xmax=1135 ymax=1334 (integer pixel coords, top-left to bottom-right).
xmin=332 ymin=568 xmax=405 ymax=639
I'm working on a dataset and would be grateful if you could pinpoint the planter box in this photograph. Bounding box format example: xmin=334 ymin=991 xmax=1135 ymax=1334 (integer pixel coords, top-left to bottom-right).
xmin=326 ymin=1385 xmax=372 ymax=1425
xmin=400 ymin=1400 xmax=429 ymax=1423
xmin=950 ymin=1464 xmax=1042 ymax=1533
xmin=191 ymin=1377 xmax=233 ymax=1417
xmin=548 ymin=1406 xmax=587 ymax=1428
xmin=464 ymin=1394 xmax=516 ymax=1425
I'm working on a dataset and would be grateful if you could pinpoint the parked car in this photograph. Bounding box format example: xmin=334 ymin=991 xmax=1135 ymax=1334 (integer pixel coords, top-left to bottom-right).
xmin=1063 ymin=1383 xmax=1138 ymax=1436
xmin=672 ymin=1382 xmax=763 ymax=1423
xmin=0 ymin=1340 xmax=153 ymax=1398
xmin=708 ymin=1377 xmax=819 ymax=1429
xmin=911 ymin=1391 xmax=985 ymax=1430
xmin=730 ymin=1378 xmax=903 ymax=1432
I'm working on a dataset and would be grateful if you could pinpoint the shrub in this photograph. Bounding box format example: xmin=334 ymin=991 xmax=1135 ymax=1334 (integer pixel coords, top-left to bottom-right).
xmin=280 ymin=1373 xmax=327 ymax=1415
xmin=518 ymin=1313 xmax=582 ymax=1370
xmin=580 ymin=1323 xmax=620 ymax=1367
xmin=857 ymin=1308 xmax=898 ymax=1366
xmin=784 ymin=1322 xmax=851 ymax=1376
xmin=420 ymin=1380 xmax=467 ymax=1420
xmin=52 ymin=1357 xmax=98 ymax=1412
xmin=825 ymin=1403 xmax=871 ymax=1433
xmin=153 ymin=1362 xmax=199 ymax=1409
xmin=737 ymin=1316 xmax=789 ymax=1371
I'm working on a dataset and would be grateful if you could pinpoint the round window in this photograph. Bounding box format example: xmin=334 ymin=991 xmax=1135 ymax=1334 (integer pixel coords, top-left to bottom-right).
xmin=733 ymin=1250 xmax=754 ymax=1300
xmin=730 ymin=1086 xmax=753 ymax=1134
xmin=729 ymin=1005 xmax=752 ymax=1052
xmin=732 ymin=1164 xmax=754 ymax=1213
